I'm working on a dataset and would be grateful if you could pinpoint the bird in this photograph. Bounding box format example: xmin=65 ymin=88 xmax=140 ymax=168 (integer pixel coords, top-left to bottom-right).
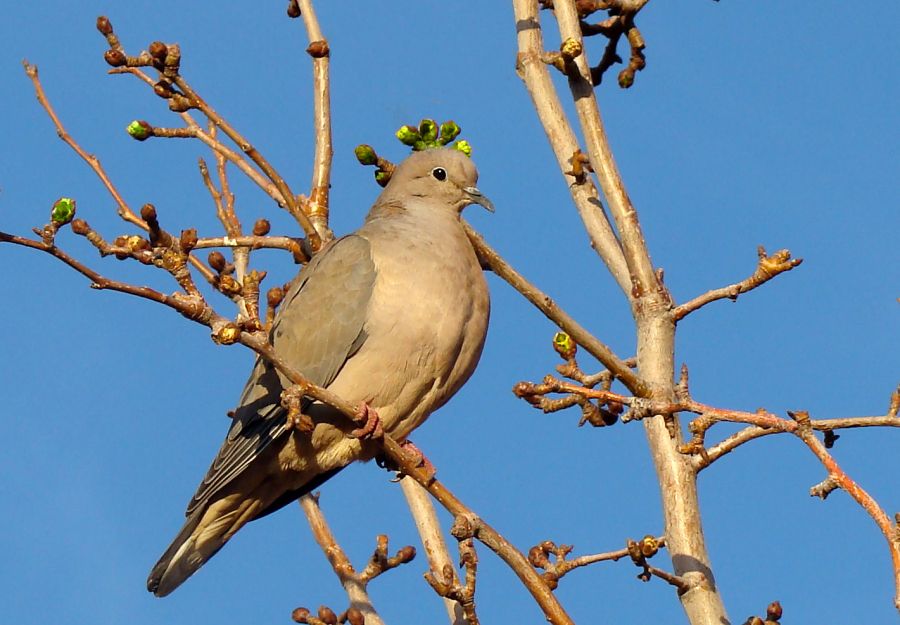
xmin=147 ymin=147 xmax=493 ymax=597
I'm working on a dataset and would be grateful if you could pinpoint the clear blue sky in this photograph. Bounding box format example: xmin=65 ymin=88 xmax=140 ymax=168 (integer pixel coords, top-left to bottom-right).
xmin=1 ymin=2 xmax=897 ymax=624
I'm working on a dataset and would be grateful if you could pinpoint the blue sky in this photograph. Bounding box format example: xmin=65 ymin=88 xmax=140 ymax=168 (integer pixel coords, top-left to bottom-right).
xmin=1 ymin=2 xmax=898 ymax=624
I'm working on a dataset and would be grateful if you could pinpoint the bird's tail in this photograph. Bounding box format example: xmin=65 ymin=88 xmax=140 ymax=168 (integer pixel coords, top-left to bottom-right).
xmin=147 ymin=494 xmax=264 ymax=597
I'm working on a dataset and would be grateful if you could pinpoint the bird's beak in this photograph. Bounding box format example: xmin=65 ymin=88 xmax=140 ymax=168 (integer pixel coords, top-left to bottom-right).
xmin=463 ymin=186 xmax=495 ymax=213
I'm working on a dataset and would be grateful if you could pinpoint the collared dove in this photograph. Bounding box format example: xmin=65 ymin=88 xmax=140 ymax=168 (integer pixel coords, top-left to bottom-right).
xmin=148 ymin=147 xmax=492 ymax=596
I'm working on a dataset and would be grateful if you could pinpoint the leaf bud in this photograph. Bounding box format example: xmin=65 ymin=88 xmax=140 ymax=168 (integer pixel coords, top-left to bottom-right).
xmin=50 ymin=197 xmax=76 ymax=225
xmin=552 ymin=331 xmax=576 ymax=360
xmin=96 ymin=16 xmax=113 ymax=36
xmin=148 ymin=41 xmax=168 ymax=63
xmin=453 ymin=140 xmax=472 ymax=157
xmin=438 ymin=120 xmax=461 ymax=144
xmin=395 ymin=125 xmax=420 ymax=147
xmin=71 ymin=218 xmax=90 ymax=236
xmin=104 ymin=49 xmax=126 ymax=67
xmin=418 ymin=118 xmax=438 ymax=144
xmin=208 ymin=251 xmax=227 ymax=272
xmin=253 ymin=218 xmax=271 ymax=236
xmin=179 ymin=228 xmax=198 ymax=252
xmin=354 ymin=144 xmax=378 ymax=166
xmin=317 ymin=606 xmax=338 ymax=625
xmin=267 ymin=286 xmax=285 ymax=309
xmin=126 ymin=120 xmax=153 ymax=141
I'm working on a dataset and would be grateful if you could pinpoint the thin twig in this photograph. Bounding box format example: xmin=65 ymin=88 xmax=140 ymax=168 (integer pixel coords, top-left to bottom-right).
xmin=464 ymin=222 xmax=647 ymax=396
xmin=673 ymin=246 xmax=803 ymax=321
xmin=23 ymin=61 xmax=217 ymax=287
xmin=299 ymin=495 xmax=386 ymax=625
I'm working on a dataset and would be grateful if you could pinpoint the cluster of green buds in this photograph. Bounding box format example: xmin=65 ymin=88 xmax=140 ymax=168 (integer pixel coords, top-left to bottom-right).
xmin=395 ymin=119 xmax=471 ymax=155
xmin=354 ymin=118 xmax=474 ymax=187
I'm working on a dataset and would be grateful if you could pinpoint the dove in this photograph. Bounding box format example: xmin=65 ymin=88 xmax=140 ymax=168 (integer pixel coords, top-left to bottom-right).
xmin=148 ymin=147 xmax=493 ymax=596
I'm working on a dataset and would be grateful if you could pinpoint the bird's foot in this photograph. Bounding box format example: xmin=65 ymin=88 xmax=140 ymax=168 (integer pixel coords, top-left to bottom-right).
xmin=350 ymin=402 xmax=384 ymax=440
xmin=398 ymin=439 xmax=437 ymax=482
xmin=281 ymin=386 xmax=314 ymax=432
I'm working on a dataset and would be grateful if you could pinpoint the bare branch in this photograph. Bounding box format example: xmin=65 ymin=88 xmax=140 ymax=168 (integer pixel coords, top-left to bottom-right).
xmin=673 ymin=246 xmax=803 ymax=322
xmin=512 ymin=0 xmax=631 ymax=293
xmin=551 ymin=0 xmax=659 ymax=298
xmin=299 ymin=494 xmax=387 ymax=625
xmin=464 ymin=222 xmax=648 ymax=396
xmin=399 ymin=478 xmax=466 ymax=625
xmin=295 ymin=0 xmax=334 ymax=241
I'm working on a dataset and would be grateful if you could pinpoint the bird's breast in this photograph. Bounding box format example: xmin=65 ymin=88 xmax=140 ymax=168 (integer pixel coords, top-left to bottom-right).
xmin=325 ymin=215 xmax=490 ymax=439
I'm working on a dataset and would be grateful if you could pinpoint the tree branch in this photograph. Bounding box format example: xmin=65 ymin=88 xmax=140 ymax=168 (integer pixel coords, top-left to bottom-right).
xmin=399 ymin=478 xmax=466 ymax=625
xmin=512 ymin=0 xmax=631 ymax=294
xmin=464 ymin=222 xmax=647 ymax=396
xmin=295 ymin=0 xmax=334 ymax=241
xmin=673 ymin=246 xmax=803 ymax=322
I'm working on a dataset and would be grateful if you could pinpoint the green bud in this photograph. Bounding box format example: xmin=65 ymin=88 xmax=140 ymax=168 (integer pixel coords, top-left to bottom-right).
xmin=453 ymin=140 xmax=472 ymax=157
xmin=438 ymin=120 xmax=461 ymax=145
xmin=418 ymin=118 xmax=438 ymax=144
xmin=127 ymin=119 xmax=153 ymax=141
xmin=395 ymin=125 xmax=421 ymax=146
xmin=374 ymin=170 xmax=391 ymax=187
xmin=412 ymin=140 xmax=428 ymax=152
xmin=552 ymin=332 xmax=576 ymax=359
xmin=51 ymin=197 xmax=77 ymax=225
xmin=354 ymin=144 xmax=378 ymax=166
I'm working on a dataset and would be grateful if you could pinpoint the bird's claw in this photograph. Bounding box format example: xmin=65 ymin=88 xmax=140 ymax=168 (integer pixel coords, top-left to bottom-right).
xmin=350 ymin=402 xmax=384 ymax=440
xmin=398 ymin=439 xmax=436 ymax=482
xmin=281 ymin=386 xmax=314 ymax=432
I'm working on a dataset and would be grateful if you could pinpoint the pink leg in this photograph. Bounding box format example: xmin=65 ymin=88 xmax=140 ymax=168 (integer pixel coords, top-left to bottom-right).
xmin=350 ymin=402 xmax=384 ymax=440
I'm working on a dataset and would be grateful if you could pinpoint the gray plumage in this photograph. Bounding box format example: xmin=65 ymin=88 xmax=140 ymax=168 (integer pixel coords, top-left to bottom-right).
xmin=148 ymin=147 xmax=492 ymax=596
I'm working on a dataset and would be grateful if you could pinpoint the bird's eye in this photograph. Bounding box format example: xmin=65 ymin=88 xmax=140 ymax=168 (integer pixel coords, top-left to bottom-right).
xmin=431 ymin=167 xmax=447 ymax=181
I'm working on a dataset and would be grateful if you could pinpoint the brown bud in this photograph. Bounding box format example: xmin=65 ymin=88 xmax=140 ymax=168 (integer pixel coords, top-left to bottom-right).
xmin=267 ymin=286 xmax=285 ymax=309
xmin=766 ymin=601 xmax=782 ymax=621
xmin=153 ymin=80 xmax=175 ymax=99
xmin=148 ymin=41 xmax=168 ymax=62
xmin=291 ymin=607 xmax=310 ymax=623
xmin=71 ymin=219 xmax=90 ymax=236
xmin=396 ymin=545 xmax=416 ymax=563
xmin=179 ymin=228 xmax=198 ymax=252
xmin=286 ymin=0 xmax=301 ymax=18
xmin=208 ymin=251 xmax=227 ymax=272
xmin=104 ymin=49 xmax=127 ymax=67
xmin=744 ymin=618 xmax=764 ymax=625
xmin=306 ymin=40 xmax=330 ymax=58
xmin=96 ymin=16 xmax=113 ymax=35
xmin=345 ymin=608 xmax=365 ymax=625
xmin=140 ymin=203 xmax=158 ymax=223
xmin=317 ymin=606 xmax=337 ymax=625
xmin=252 ymin=218 xmax=271 ymax=236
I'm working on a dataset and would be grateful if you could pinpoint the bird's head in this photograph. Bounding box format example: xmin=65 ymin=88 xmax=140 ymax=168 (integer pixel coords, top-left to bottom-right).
xmin=375 ymin=147 xmax=494 ymax=216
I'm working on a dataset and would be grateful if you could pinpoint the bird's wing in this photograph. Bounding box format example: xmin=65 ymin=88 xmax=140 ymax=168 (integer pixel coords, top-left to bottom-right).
xmin=185 ymin=235 xmax=376 ymax=515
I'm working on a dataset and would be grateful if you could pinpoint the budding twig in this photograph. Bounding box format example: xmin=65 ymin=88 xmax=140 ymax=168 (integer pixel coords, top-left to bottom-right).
xmin=673 ymin=246 xmax=803 ymax=322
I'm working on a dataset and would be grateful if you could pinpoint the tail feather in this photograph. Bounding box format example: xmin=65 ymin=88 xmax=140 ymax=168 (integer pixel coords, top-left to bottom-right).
xmin=147 ymin=497 xmax=263 ymax=597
